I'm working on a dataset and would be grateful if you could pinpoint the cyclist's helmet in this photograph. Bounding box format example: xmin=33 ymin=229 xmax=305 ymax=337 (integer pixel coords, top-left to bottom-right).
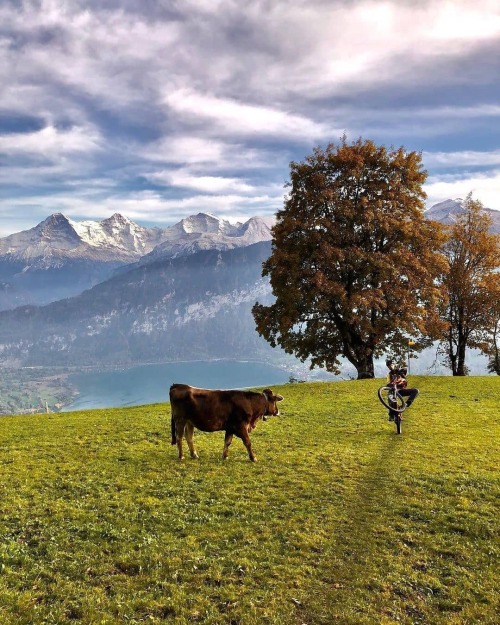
xmin=386 ymin=359 xmax=395 ymax=369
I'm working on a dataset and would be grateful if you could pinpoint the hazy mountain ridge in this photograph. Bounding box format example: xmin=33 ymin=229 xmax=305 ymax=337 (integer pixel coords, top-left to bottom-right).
xmin=0 ymin=242 xmax=282 ymax=367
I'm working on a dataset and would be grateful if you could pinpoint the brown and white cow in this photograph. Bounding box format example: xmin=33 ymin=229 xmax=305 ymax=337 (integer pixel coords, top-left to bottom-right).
xmin=169 ymin=384 xmax=284 ymax=462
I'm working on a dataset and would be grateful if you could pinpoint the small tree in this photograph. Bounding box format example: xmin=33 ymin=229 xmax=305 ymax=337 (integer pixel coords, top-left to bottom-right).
xmin=438 ymin=194 xmax=500 ymax=376
xmin=252 ymin=137 xmax=446 ymax=379
xmin=486 ymin=317 xmax=500 ymax=375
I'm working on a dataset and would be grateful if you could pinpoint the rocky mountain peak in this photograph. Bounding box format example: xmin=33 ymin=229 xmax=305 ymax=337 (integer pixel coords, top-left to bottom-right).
xmin=425 ymin=198 xmax=500 ymax=233
xmin=30 ymin=213 xmax=81 ymax=248
xmin=38 ymin=212 xmax=77 ymax=234
xmin=176 ymin=212 xmax=238 ymax=236
xmin=100 ymin=213 xmax=139 ymax=237
xmin=42 ymin=212 xmax=70 ymax=224
xmin=235 ymin=216 xmax=274 ymax=241
xmin=101 ymin=213 xmax=133 ymax=228
xmin=425 ymin=198 xmax=464 ymax=221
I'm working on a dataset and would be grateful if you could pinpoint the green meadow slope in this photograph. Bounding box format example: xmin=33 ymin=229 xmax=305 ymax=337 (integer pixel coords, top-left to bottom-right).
xmin=0 ymin=377 xmax=498 ymax=625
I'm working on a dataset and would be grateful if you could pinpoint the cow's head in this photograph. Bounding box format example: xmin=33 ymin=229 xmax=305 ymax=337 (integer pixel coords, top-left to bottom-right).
xmin=262 ymin=389 xmax=284 ymax=418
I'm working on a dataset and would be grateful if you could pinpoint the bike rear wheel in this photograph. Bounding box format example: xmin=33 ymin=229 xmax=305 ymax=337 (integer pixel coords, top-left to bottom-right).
xmin=395 ymin=413 xmax=402 ymax=434
xmin=377 ymin=385 xmax=406 ymax=412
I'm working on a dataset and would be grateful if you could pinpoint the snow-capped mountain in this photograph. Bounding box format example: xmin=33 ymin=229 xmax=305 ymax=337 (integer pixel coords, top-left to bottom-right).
xmin=138 ymin=213 xmax=274 ymax=264
xmin=170 ymin=212 xmax=240 ymax=236
xmin=0 ymin=213 xmax=169 ymax=310
xmin=425 ymin=198 xmax=500 ymax=233
xmin=0 ymin=211 xmax=274 ymax=310
xmin=0 ymin=212 xmax=166 ymax=266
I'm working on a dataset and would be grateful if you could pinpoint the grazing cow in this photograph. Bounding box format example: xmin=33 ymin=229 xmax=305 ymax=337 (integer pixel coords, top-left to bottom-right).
xmin=169 ymin=384 xmax=284 ymax=462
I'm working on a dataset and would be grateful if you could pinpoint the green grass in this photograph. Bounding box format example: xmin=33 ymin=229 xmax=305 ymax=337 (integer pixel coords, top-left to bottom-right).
xmin=0 ymin=376 xmax=498 ymax=624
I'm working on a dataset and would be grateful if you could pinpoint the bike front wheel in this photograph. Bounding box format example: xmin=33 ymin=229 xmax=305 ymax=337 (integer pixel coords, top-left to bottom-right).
xmin=377 ymin=386 xmax=406 ymax=413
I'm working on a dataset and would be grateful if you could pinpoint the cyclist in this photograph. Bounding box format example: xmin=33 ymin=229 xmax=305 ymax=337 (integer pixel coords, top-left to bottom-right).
xmin=386 ymin=360 xmax=419 ymax=421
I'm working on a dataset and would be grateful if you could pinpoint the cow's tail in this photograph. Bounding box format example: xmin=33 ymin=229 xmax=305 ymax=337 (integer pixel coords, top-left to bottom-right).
xmin=169 ymin=385 xmax=177 ymax=445
xmin=171 ymin=413 xmax=177 ymax=445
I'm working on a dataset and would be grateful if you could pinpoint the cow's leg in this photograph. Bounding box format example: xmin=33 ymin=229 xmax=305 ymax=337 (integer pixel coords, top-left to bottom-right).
xmin=185 ymin=422 xmax=199 ymax=459
xmin=222 ymin=431 xmax=233 ymax=460
xmin=175 ymin=419 xmax=186 ymax=460
xmin=236 ymin=425 xmax=257 ymax=462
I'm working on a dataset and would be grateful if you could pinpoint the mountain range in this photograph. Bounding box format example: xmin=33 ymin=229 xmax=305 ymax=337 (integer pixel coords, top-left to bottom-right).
xmin=0 ymin=212 xmax=273 ymax=310
xmin=0 ymin=200 xmax=497 ymax=371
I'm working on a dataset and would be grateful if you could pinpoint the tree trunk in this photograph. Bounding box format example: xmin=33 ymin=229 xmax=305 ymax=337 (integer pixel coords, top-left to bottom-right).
xmin=491 ymin=354 xmax=500 ymax=375
xmin=456 ymin=340 xmax=468 ymax=376
xmin=447 ymin=330 xmax=458 ymax=376
xmin=449 ymin=352 xmax=458 ymax=376
xmin=340 ymin=331 xmax=375 ymax=379
xmin=355 ymin=354 xmax=375 ymax=379
xmin=492 ymin=354 xmax=500 ymax=375
xmin=455 ymin=326 xmax=468 ymax=376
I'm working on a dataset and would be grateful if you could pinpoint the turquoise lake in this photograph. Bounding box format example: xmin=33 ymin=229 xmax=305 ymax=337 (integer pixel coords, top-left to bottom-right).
xmin=64 ymin=360 xmax=291 ymax=411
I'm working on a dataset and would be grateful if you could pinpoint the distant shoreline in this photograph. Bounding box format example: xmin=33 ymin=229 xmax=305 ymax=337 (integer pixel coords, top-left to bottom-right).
xmin=17 ymin=357 xmax=296 ymax=374
xmin=1 ymin=358 xmax=310 ymax=416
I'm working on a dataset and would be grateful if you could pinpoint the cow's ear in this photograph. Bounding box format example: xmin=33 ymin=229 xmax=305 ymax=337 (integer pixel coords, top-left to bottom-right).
xmin=274 ymin=394 xmax=284 ymax=402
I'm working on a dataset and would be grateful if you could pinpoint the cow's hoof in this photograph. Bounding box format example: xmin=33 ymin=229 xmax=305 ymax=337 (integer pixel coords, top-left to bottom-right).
xmin=178 ymin=456 xmax=185 ymax=461
xmin=190 ymin=453 xmax=199 ymax=459
xmin=250 ymin=457 xmax=257 ymax=462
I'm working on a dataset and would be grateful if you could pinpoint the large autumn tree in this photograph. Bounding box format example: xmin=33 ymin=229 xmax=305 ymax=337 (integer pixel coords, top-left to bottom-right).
xmin=252 ymin=137 xmax=446 ymax=379
xmin=438 ymin=194 xmax=500 ymax=376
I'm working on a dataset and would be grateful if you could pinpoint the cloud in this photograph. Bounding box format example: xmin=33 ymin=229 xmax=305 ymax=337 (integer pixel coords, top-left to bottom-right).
xmin=0 ymin=185 xmax=286 ymax=235
xmin=140 ymin=136 xmax=228 ymax=166
xmin=425 ymin=169 xmax=500 ymax=210
xmin=338 ymin=104 xmax=500 ymax=143
xmin=423 ymin=148 xmax=500 ymax=208
xmin=138 ymin=134 xmax=286 ymax=175
xmin=426 ymin=0 xmax=500 ymax=40
xmin=146 ymin=169 xmax=254 ymax=193
xmin=200 ymin=0 xmax=500 ymax=100
xmin=424 ymin=150 xmax=500 ymax=168
xmin=102 ymin=191 xmax=284 ymax=223
xmin=0 ymin=124 xmax=102 ymax=158
xmin=164 ymin=89 xmax=331 ymax=140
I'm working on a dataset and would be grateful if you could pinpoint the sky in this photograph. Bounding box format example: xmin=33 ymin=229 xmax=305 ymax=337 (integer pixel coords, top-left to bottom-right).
xmin=1 ymin=0 xmax=500 ymax=236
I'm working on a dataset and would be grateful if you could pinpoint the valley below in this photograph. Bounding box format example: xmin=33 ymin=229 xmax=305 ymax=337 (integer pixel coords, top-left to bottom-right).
xmin=0 ymin=367 xmax=76 ymax=415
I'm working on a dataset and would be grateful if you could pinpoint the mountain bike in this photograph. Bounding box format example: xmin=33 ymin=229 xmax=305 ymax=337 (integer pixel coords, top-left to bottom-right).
xmin=377 ymin=383 xmax=407 ymax=434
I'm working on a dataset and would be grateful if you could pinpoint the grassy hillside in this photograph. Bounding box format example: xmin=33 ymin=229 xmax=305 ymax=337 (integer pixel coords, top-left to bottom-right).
xmin=0 ymin=376 xmax=498 ymax=625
